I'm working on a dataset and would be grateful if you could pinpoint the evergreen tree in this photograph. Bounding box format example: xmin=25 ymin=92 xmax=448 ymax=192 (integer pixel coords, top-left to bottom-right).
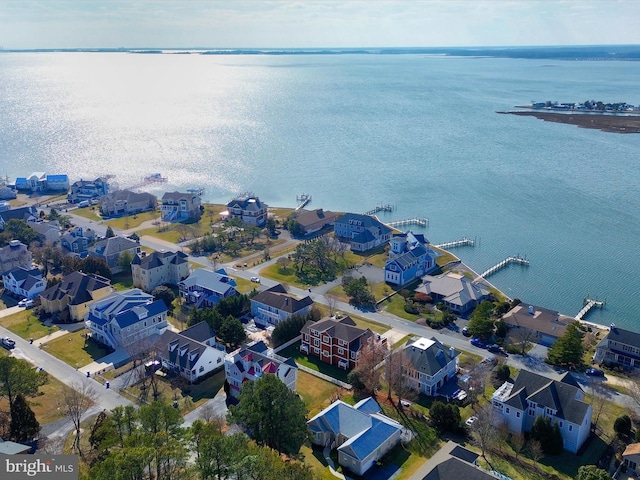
xmin=9 ymin=393 xmax=39 ymax=442
xmin=0 ymin=357 xmax=48 ymax=415
xmin=228 ymin=374 xmax=310 ymax=455
xmin=219 ymin=316 xmax=247 ymax=350
xmin=546 ymin=321 xmax=584 ymax=367
xmin=105 ymin=226 xmax=115 ymax=238
xmin=577 ymin=465 xmax=613 ymax=480
xmin=467 ymin=300 xmax=495 ymax=338
xmin=151 ymin=285 xmax=176 ymax=310
xmin=81 ymin=256 xmax=112 ymax=279
xmin=430 ymin=401 xmax=461 ymax=432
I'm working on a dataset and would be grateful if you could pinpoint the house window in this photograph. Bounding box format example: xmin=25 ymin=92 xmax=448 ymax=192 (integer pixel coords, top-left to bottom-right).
xmin=314 ymin=339 xmax=319 ymax=347
xmin=559 ymin=421 xmax=563 ymax=428
xmin=338 ymin=348 xmax=344 ymax=355
xmin=568 ymin=425 xmax=573 ymax=432
xmin=322 ymin=351 xmax=329 ymax=357
xmin=516 ymin=411 xmax=521 ymax=418
xmin=546 ymin=408 xmax=554 ymax=416
xmin=323 ymin=335 xmax=329 ymax=343
xmin=199 ymin=366 xmax=204 ymax=372
xmin=505 ymin=407 xmax=510 ymax=414
xmin=529 ymin=410 xmax=535 ymax=416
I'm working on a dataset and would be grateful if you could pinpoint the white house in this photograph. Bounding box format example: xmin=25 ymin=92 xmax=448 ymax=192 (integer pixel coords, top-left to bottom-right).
xmin=384 ymin=231 xmax=438 ymax=286
xmin=131 ymin=250 xmax=191 ymax=293
xmin=224 ymin=340 xmax=298 ymax=398
xmin=250 ymin=283 xmax=313 ymax=327
xmin=492 ymin=370 xmax=592 ymax=453
xmin=402 ymin=337 xmax=459 ymax=396
xmin=85 ymin=289 xmax=168 ymax=351
xmin=178 ymin=268 xmax=238 ymax=308
xmin=2 ymin=267 xmax=46 ymax=299
xmin=160 ymin=191 xmax=202 ymax=222
xmin=594 ymin=324 xmax=640 ymax=369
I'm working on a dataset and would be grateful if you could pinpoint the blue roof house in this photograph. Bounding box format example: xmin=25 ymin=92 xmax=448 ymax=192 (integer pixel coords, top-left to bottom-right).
xmin=307 ymin=397 xmax=404 ymax=476
xmin=85 ymin=288 xmax=168 ymax=351
xmin=385 ymin=231 xmax=439 ymax=286
xmin=334 ymin=213 xmax=392 ymax=252
xmin=178 ymin=268 xmax=238 ymax=309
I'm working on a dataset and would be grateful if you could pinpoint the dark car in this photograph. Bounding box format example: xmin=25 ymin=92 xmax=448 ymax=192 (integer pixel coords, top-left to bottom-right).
xmin=585 ymin=368 xmax=605 ymax=377
xmin=1 ymin=337 xmax=16 ymax=349
xmin=487 ymin=344 xmax=502 ymax=353
xmin=462 ymin=326 xmax=471 ymax=337
xmin=470 ymin=337 xmax=487 ymax=349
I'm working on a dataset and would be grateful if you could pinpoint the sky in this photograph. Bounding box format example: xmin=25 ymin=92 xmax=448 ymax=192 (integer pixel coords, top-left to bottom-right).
xmin=0 ymin=0 xmax=639 ymax=50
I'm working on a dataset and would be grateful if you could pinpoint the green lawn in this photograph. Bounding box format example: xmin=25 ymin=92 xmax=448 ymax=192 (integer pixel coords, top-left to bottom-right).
xmin=260 ymin=264 xmax=305 ymax=288
xmin=433 ymin=246 xmax=458 ymax=267
xmin=137 ymin=226 xmax=184 ymax=243
xmin=279 ymin=342 xmax=350 ymax=383
xmin=43 ymin=329 xmax=111 ymax=367
xmin=296 ymin=371 xmax=342 ymax=417
xmin=0 ymin=374 xmax=68 ymax=426
xmin=0 ymin=310 xmax=59 ymax=340
xmin=110 ymin=270 xmax=134 ymax=290
xmin=103 ymin=210 xmax=160 ymax=229
xmin=71 ymin=206 xmax=102 ymax=221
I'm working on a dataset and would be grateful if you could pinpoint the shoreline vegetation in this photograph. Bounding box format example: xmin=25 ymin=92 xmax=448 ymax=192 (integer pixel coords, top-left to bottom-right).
xmin=497 ymin=110 xmax=640 ymax=133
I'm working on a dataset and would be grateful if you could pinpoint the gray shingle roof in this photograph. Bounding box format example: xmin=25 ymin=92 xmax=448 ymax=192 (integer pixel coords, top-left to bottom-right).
xmin=40 ymin=271 xmax=110 ymax=305
xmin=251 ymin=284 xmax=313 ymax=313
xmin=403 ymin=337 xmax=458 ymax=376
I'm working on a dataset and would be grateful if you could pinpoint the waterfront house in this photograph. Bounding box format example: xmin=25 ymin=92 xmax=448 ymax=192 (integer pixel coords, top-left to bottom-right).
xmin=414 ymin=441 xmax=500 ymax=480
xmin=291 ymin=208 xmax=339 ymax=236
xmin=0 ymin=240 xmax=32 ymax=275
xmin=160 ymin=191 xmax=202 ymax=222
xmin=100 ymin=189 xmax=157 ymax=217
xmin=87 ymin=236 xmax=141 ymax=274
xmin=307 ymin=397 xmax=403 ymax=476
xmin=0 ymin=186 xmax=17 ymax=200
xmin=415 ymin=272 xmax=491 ymax=315
xmin=14 ymin=172 xmax=68 ymax=193
xmin=131 ymin=250 xmax=191 ymax=292
xmin=224 ymin=340 xmax=298 ymax=398
xmin=384 ymin=231 xmax=438 ymax=286
xmin=501 ymin=303 xmax=573 ymax=347
xmin=250 ymin=283 xmax=313 ymax=327
xmin=178 ymin=268 xmax=238 ymax=308
xmin=300 ymin=315 xmax=387 ymax=370
xmin=2 ymin=267 xmax=46 ymax=300
xmin=334 ymin=213 xmax=392 ymax=252
xmin=491 ymin=370 xmax=591 ymax=453
xmin=223 ymin=193 xmax=268 ymax=227
xmin=594 ymin=324 xmax=640 ymax=369
xmin=155 ymin=328 xmax=225 ymax=383
xmin=85 ymin=288 xmax=168 ymax=351
xmin=68 ymin=177 xmax=110 ymax=204
xmin=403 ymin=337 xmax=459 ymax=396
xmin=40 ymin=271 xmax=112 ymax=322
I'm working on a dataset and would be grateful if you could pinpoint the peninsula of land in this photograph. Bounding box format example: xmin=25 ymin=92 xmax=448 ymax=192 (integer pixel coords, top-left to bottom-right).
xmin=498 ymin=110 xmax=640 ymax=133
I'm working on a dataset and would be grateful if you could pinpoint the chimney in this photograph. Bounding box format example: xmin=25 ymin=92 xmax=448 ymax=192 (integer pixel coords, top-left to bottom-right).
xmin=449 ymin=346 xmax=455 ymax=358
xmin=528 ymin=305 xmax=534 ymax=315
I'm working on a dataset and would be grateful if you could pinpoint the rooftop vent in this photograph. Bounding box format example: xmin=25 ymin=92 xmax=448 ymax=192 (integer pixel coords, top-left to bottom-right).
xmin=528 ymin=305 xmax=534 ymax=315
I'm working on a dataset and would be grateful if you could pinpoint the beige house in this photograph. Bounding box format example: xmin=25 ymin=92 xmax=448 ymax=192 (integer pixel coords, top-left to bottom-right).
xmin=624 ymin=443 xmax=640 ymax=475
xmin=40 ymin=271 xmax=112 ymax=322
xmin=502 ymin=303 xmax=573 ymax=347
xmin=131 ymin=250 xmax=190 ymax=292
xmin=293 ymin=208 xmax=338 ymax=236
xmin=100 ymin=189 xmax=157 ymax=217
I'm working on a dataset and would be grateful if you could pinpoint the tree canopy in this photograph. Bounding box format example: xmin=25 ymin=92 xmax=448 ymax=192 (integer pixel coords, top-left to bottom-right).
xmin=467 ymin=300 xmax=495 ymax=338
xmin=228 ymin=374 xmax=310 ymax=455
xmin=0 ymin=357 xmax=48 ymax=415
xmin=343 ymin=276 xmax=376 ymax=309
xmin=546 ymin=321 xmax=584 ymax=367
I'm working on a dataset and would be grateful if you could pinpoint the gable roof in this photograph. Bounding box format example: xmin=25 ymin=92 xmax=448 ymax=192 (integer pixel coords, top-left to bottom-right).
xmin=335 ymin=213 xmax=391 ymax=234
xmin=416 ymin=272 xmax=490 ymax=308
xmin=132 ymin=250 xmax=188 ymax=269
xmin=403 ymin=337 xmax=459 ymax=376
xmin=104 ymin=189 xmax=156 ymax=205
xmin=502 ymin=303 xmax=572 ymax=338
xmin=89 ymin=236 xmax=139 ymax=257
xmin=603 ymin=325 xmax=640 ymax=350
xmin=113 ymin=299 xmax=167 ymax=329
xmin=226 ymin=194 xmax=267 ymax=211
xmin=162 ymin=191 xmax=198 ymax=202
xmin=179 ymin=268 xmax=237 ymax=296
xmin=180 ymin=321 xmax=216 ymax=343
xmin=157 ymin=329 xmax=209 ymax=370
xmin=0 ymin=206 xmax=38 ymax=223
xmin=294 ymin=208 xmax=338 ymax=228
xmin=301 ymin=316 xmax=372 ymax=345
xmin=251 ymin=284 xmax=313 ymax=313
xmin=40 ymin=271 xmax=111 ymax=305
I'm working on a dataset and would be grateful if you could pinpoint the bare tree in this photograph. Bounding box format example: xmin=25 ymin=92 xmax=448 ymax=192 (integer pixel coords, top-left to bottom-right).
xmin=507 ymin=327 xmax=536 ymax=355
xmin=510 ymin=432 xmax=526 ymax=460
xmin=528 ymin=439 xmax=543 ymax=468
xmin=324 ymin=294 xmax=338 ymax=317
xmin=589 ymin=382 xmax=612 ymax=431
xmin=471 ymin=403 xmax=498 ymax=464
xmin=62 ymin=381 xmax=98 ymax=455
xmin=350 ymin=341 xmax=388 ymax=396
xmin=384 ymin=349 xmax=415 ymax=406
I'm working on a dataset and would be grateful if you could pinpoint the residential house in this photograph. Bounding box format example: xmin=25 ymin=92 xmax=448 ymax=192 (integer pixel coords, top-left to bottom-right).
xmin=250 ymin=283 xmax=313 ymax=327
xmin=334 ymin=213 xmax=392 ymax=252
xmin=403 ymin=337 xmax=459 ymax=396
xmin=0 ymin=186 xmax=17 ymax=200
xmin=29 ymin=221 xmax=60 ymax=245
xmin=415 ymin=272 xmax=491 ymax=315
xmin=223 ymin=193 xmax=268 ymax=226
xmin=40 ymin=271 xmax=112 ymax=322
xmin=594 ymin=324 xmax=640 ymax=369
xmin=307 ymin=397 xmax=403 ymax=476
xmin=179 ymin=321 xmax=219 ymax=348
xmin=87 ymin=236 xmax=141 ymax=273
xmin=14 ymin=172 xmax=68 ymax=193
xmin=292 ymin=208 xmax=338 ymax=236
xmin=100 ymin=189 xmax=157 ymax=217
xmin=2 ymin=267 xmax=46 ymax=299
xmin=68 ymin=177 xmax=110 ymax=204
xmin=300 ymin=315 xmax=387 ymax=370
xmin=85 ymin=289 xmax=168 ymax=351
xmin=0 ymin=240 xmax=32 ymax=275
xmin=491 ymin=370 xmax=592 ymax=453
xmin=44 ymin=174 xmax=69 ymax=192
xmin=413 ymin=441 xmax=500 ymax=480
xmin=131 ymin=250 xmax=190 ymax=292
xmin=385 ymin=231 xmax=438 ymax=286
xmin=502 ymin=303 xmax=573 ymax=347
xmin=623 ymin=443 xmax=640 ymax=476
xmin=160 ymin=191 xmax=202 ymax=222
xmin=178 ymin=268 xmax=238 ymax=308
xmin=155 ymin=327 xmax=225 ymax=383
xmin=224 ymin=340 xmax=298 ymax=398
xmin=0 ymin=438 xmax=32 ymax=455
xmin=0 ymin=205 xmax=38 ymax=231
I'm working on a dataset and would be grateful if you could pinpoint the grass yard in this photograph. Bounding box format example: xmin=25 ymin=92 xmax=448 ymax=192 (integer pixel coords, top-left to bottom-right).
xmin=0 ymin=374 xmax=68 ymax=426
xmin=300 ymin=445 xmax=337 ymax=480
xmin=110 ymin=270 xmax=134 ymax=290
xmin=104 ymin=210 xmax=159 ymax=229
xmin=71 ymin=206 xmax=102 ymax=221
xmin=433 ymin=247 xmax=458 ymax=267
xmin=43 ymin=329 xmax=111 ymax=367
xmin=278 ymin=342 xmax=350 ymax=383
xmin=383 ymin=294 xmax=422 ymax=321
xmin=137 ymin=226 xmax=184 ymax=243
xmin=296 ymin=371 xmax=343 ymax=417
xmin=347 ymin=247 xmax=388 ymax=268
xmin=0 ymin=310 xmax=59 ymax=340
xmin=260 ymin=263 xmax=304 ymax=288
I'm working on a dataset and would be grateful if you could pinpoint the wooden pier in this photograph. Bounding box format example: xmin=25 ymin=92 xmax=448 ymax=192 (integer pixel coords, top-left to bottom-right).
xmin=434 ymin=237 xmax=475 ymax=249
xmin=295 ymin=194 xmax=312 ymax=211
xmin=363 ymin=204 xmax=394 ymax=216
xmin=129 ymin=173 xmax=168 ymax=190
xmin=475 ymin=255 xmax=529 ymax=281
xmin=575 ymin=297 xmax=605 ymax=321
xmin=386 ymin=217 xmax=429 ymax=228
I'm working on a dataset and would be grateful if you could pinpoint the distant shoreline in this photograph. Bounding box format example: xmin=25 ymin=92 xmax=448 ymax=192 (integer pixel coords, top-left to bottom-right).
xmin=497 ymin=110 xmax=640 ymax=133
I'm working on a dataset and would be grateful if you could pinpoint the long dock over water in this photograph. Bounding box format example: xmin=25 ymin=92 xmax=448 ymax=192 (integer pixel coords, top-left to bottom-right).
xmin=363 ymin=204 xmax=394 ymax=216
xmin=575 ymin=297 xmax=605 ymax=321
xmin=387 ymin=217 xmax=429 ymax=228
xmin=475 ymin=255 xmax=529 ymax=281
xmin=295 ymin=194 xmax=312 ymax=211
xmin=435 ymin=237 xmax=475 ymax=249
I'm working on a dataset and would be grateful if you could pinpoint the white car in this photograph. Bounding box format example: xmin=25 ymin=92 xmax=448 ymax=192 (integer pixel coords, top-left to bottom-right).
xmin=250 ymin=277 xmax=261 ymax=283
xmin=465 ymin=416 xmax=478 ymax=426
xmin=18 ymin=299 xmax=34 ymax=308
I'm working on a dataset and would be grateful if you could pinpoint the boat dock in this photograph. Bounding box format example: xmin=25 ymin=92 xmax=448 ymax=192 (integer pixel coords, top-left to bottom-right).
xmin=475 ymin=255 xmax=529 ymax=281
xmin=363 ymin=204 xmax=394 ymax=216
xmin=129 ymin=173 xmax=168 ymax=190
xmin=187 ymin=187 xmax=204 ymax=196
xmin=387 ymin=217 xmax=429 ymax=228
xmin=295 ymin=194 xmax=312 ymax=211
xmin=435 ymin=237 xmax=475 ymax=249
xmin=575 ymin=297 xmax=605 ymax=321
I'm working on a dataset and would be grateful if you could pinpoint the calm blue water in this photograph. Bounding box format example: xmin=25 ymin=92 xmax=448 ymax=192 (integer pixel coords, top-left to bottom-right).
xmin=1 ymin=52 xmax=639 ymax=328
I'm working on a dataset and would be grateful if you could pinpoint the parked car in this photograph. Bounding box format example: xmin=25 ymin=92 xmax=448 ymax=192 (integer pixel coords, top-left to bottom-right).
xmin=1 ymin=337 xmax=16 ymax=349
xmin=250 ymin=277 xmax=261 ymax=283
xmin=465 ymin=416 xmax=478 ymax=426
xmin=462 ymin=326 xmax=470 ymax=337
xmin=470 ymin=337 xmax=487 ymax=349
xmin=585 ymin=368 xmax=605 ymax=377
xmin=17 ymin=299 xmax=34 ymax=308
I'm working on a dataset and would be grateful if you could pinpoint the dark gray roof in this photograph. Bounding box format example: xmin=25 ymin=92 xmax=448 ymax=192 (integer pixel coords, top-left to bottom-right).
xmin=157 ymin=330 xmax=206 ymax=370
xmin=132 ymin=250 xmax=188 ymax=269
xmin=422 ymin=458 xmax=497 ymax=480
xmin=301 ymin=316 xmax=372 ymax=344
xmin=0 ymin=206 xmax=37 ymax=223
xmin=90 ymin=236 xmax=139 ymax=256
xmin=251 ymin=284 xmax=313 ymax=313
xmin=40 ymin=271 xmax=111 ymax=305
xmin=605 ymin=326 xmax=640 ymax=350
xmin=403 ymin=337 xmax=459 ymax=376
xmin=180 ymin=321 xmax=215 ymax=343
